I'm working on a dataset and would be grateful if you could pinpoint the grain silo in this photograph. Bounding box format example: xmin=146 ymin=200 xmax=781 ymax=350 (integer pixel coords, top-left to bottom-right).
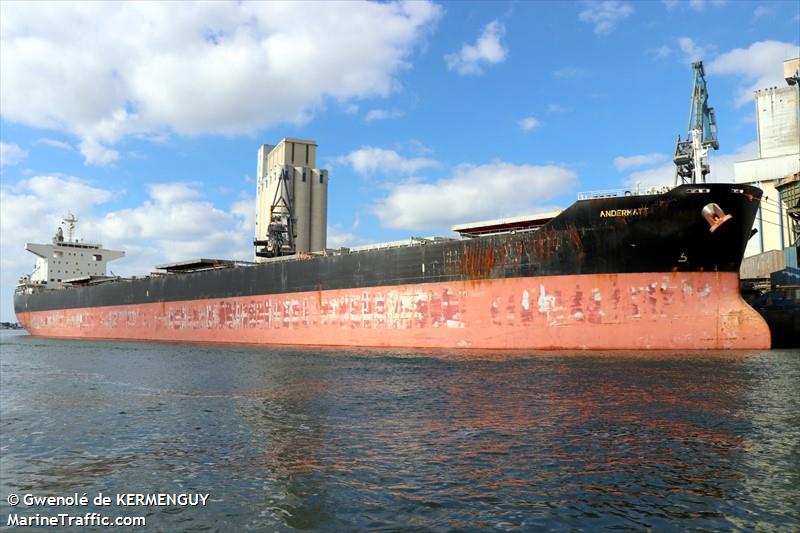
xmin=253 ymin=138 xmax=328 ymax=260
xmin=293 ymin=166 xmax=312 ymax=253
xmin=310 ymin=169 xmax=328 ymax=251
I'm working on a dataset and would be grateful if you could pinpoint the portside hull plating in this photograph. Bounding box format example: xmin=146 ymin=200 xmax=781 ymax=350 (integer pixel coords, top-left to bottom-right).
xmin=17 ymin=272 xmax=770 ymax=350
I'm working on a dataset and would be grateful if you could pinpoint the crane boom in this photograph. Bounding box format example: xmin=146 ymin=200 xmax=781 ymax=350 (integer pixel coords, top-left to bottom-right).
xmin=673 ymin=61 xmax=719 ymax=185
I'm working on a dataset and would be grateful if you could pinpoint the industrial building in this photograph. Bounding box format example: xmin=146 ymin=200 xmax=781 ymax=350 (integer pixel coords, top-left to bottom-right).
xmin=254 ymin=138 xmax=328 ymax=260
xmin=735 ymin=58 xmax=799 ymax=261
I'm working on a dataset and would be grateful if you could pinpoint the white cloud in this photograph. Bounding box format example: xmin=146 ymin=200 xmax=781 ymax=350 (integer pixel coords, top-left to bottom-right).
xmin=578 ymin=1 xmax=634 ymax=35
xmin=547 ymin=103 xmax=571 ymax=113
xmin=405 ymin=139 xmax=434 ymax=156
xmin=677 ymin=37 xmax=710 ymax=63
xmin=372 ymin=162 xmax=577 ymax=231
xmin=613 ymin=153 xmax=667 ymax=171
xmin=553 ymin=66 xmax=592 ymax=80
xmin=648 ymin=45 xmax=671 ymax=60
xmin=79 ymin=138 xmax=120 ymax=165
xmin=663 ymin=0 xmax=727 ymax=11
xmin=689 ymin=0 xmax=707 ymax=11
xmin=707 ymin=40 xmax=800 ymax=106
xmin=0 ymin=1 xmax=442 ymax=165
xmin=36 ymin=138 xmax=74 ymax=151
xmin=336 ymin=147 xmax=438 ymax=175
xmin=0 ymin=175 xmax=256 ymax=320
xmin=624 ymin=163 xmax=675 ymax=190
xmin=365 ymin=109 xmax=404 ymax=122
xmin=87 ymin=189 xmax=251 ymax=257
xmin=445 ymin=20 xmax=507 ymax=76
xmin=136 ymin=132 xmax=171 ymax=145
xmin=651 ymin=37 xmax=715 ymax=65
xmin=752 ymin=5 xmax=772 ymax=18
xmin=689 ymin=0 xmax=727 ymax=11
xmin=519 ymin=116 xmax=542 ymax=131
xmin=5 ymin=175 xmax=113 ymax=216
xmin=327 ymin=225 xmax=371 ymax=249
xmin=147 ymin=182 xmax=202 ymax=204
xmin=678 ymin=37 xmax=714 ymax=63
xmin=0 ymin=142 xmax=28 ymax=168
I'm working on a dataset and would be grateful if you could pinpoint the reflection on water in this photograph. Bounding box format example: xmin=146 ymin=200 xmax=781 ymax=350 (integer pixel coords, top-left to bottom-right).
xmin=1 ymin=331 xmax=798 ymax=531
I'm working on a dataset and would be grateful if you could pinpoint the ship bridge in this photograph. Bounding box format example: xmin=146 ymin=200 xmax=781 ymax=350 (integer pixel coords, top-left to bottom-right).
xmin=20 ymin=215 xmax=124 ymax=290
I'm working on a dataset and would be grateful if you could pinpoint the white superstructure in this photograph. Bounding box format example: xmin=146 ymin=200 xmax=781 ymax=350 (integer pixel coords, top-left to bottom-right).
xmin=20 ymin=215 xmax=124 ymax=290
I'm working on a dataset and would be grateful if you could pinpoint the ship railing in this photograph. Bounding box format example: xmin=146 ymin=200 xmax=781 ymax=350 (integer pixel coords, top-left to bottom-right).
xmin=346 ymin=237 xmax=454 ymax=254
xmin=15 ymin=281 xmax=48 ymax=295
xmin=577 ymin=186 xmax=672 ymax=200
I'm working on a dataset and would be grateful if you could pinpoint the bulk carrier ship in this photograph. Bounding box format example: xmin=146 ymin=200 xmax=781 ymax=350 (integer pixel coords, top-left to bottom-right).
xmin=13 ymin=63 xmax=772 ymax=350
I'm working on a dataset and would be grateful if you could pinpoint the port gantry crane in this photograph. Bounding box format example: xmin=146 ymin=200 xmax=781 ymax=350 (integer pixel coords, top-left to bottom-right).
xmin=674 ymin=61 xmax=719 ymax=185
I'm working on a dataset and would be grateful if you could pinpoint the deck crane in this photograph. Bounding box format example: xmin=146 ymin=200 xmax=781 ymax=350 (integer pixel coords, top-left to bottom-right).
xmin=673 ymin=61 xmax=719 ymax=185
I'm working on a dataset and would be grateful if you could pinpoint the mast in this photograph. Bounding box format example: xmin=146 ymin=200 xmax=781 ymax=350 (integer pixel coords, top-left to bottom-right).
xmin=63 ymin=213 xmax=78 ymax=242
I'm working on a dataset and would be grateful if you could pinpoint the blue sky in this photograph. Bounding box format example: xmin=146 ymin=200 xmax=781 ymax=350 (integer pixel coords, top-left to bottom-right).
xmin=1 ymin=0 xmax=798 ymax=321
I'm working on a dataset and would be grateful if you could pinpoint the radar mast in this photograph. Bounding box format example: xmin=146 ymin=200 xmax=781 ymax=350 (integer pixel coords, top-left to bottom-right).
xmin=62 ymin=213 xmax=78 ymax=242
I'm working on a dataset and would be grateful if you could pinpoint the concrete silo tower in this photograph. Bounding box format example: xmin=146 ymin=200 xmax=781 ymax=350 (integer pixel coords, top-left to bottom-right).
xmin=253 ymin=138 xmax=329 ymax=260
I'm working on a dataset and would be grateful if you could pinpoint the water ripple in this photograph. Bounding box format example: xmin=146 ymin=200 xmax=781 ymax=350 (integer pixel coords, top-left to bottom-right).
xmin=1 ymin=331 xmax=798 ymax=531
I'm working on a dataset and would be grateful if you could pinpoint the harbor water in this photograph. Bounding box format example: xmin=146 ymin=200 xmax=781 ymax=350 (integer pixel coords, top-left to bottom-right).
xmin=1 ymin=330 xmax=798 ymax=531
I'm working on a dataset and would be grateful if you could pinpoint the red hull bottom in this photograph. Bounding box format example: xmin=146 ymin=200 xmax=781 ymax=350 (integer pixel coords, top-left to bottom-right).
xmin=17 ymin=272 xmax=770 ymax=350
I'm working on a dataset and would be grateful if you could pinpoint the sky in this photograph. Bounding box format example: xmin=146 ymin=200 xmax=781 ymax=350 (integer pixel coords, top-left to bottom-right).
xmin=0 ymin=0 xmax=798 ymax=321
